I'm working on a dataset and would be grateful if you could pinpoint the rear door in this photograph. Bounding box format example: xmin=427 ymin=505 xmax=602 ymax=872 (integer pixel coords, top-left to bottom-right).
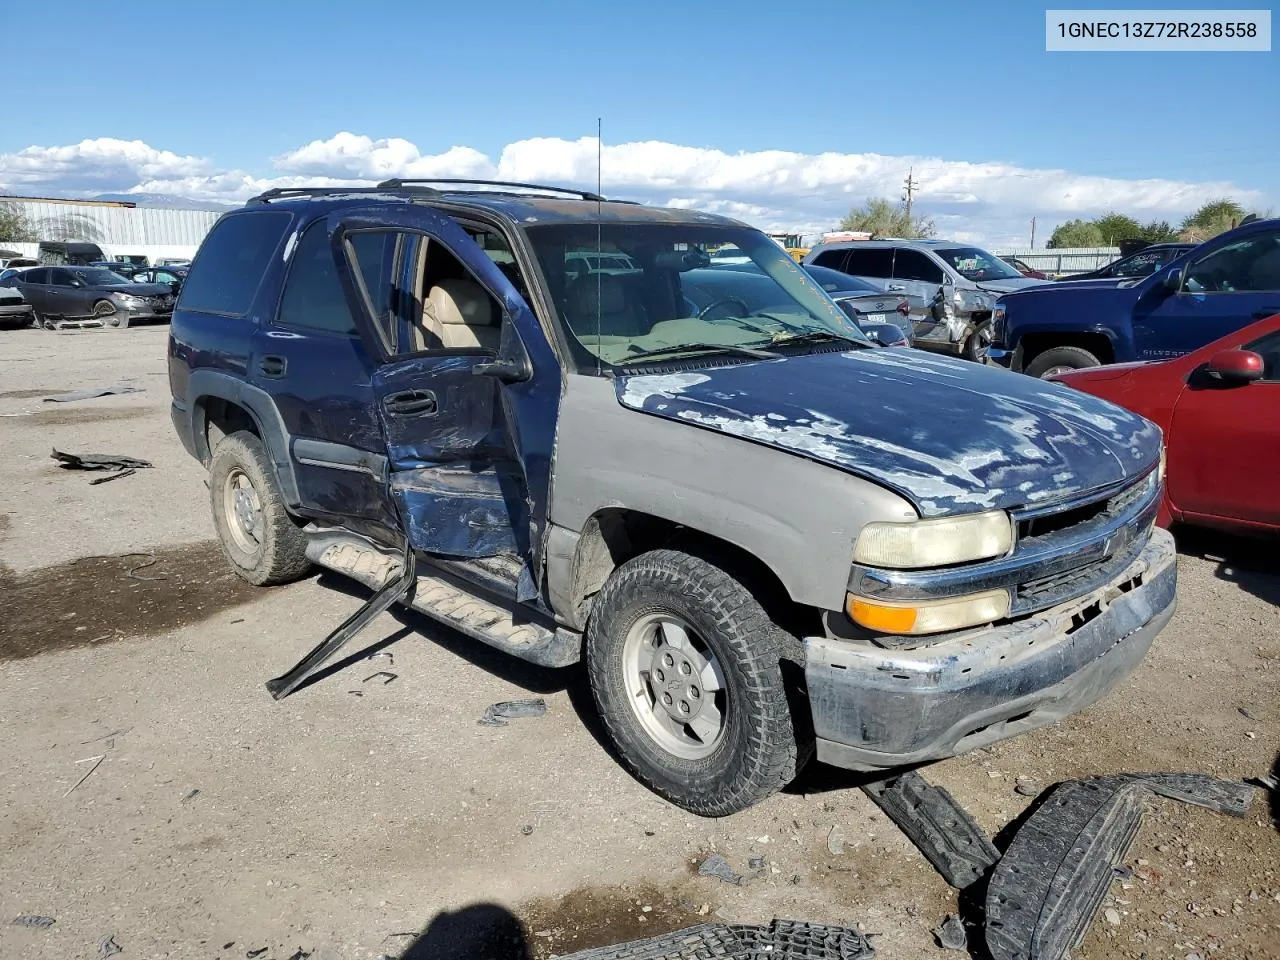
xmin=843 ymin=246 xmax=895 ymax=290
xmin=1133 ymin=227 xmax=1280 ymax=360
xmin=327 ymin=205 xmax=561 ymax=576
xmin=16 ymin=267 xmax=52 ymax=314
xmin=1166 ymin=328 xmax=1280 ymax=528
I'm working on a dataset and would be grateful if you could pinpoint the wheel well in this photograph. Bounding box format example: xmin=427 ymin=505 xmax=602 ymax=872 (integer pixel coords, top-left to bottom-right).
xmin=567 ymin=508 xmax=819 ymax=637
xmin=198 ymin=396 xmax=261 ymax=463
xmin=1018 ymin=332 xmax=1114 ymax=369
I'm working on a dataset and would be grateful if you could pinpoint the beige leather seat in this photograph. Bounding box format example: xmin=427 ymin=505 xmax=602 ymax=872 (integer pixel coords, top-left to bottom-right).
xmin=423 ymin=278 xmax=500 ymax=350
xmin=565 ymin=273 xmax=645 ymax=338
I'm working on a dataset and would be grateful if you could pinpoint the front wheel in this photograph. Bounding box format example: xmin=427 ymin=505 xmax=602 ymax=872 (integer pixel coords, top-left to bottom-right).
xmin=1024 ymin=345 xmax=1101 ymax=379
xmin=586 ymin=549 xmax=801 ymax=816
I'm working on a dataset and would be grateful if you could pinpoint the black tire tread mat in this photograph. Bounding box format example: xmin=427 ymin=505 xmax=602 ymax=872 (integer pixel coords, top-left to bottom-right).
xmin=985 ymin=772 xmax=1258 ymax=960
xmin=558 ymin=919 xmax=875 ymax=959
xmin=862 ymin=770 xmax=1001 ymax=889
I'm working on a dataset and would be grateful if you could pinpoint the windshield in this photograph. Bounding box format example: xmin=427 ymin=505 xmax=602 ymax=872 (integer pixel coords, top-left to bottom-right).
xmin=525 ymin=223 xmax=869 ymax=368
xmin=1105 ymin=247 xmax=1184 ymax=277
xmin=934 ymin=246 xmax=1023 ymax=282
xmin=73 ymin=268 xmax=132 ymax=285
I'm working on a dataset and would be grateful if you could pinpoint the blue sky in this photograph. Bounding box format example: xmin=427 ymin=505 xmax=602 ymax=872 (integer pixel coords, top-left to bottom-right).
xmin=1 ymin=0 xmax=1275 ymax=245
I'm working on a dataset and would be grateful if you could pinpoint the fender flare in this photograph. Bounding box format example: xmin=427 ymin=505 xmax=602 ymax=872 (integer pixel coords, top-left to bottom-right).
xmin=186 ymin=370 xmax=301 ymax=506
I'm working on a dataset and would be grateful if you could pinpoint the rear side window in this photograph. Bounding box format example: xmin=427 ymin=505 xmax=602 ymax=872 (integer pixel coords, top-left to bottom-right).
xmin=810 ymin=249 xmax=849 ymax=271
xmin=23 ymin=268 xmax=50 ymax=284
xmin=844 ymin=248 xmax=894 ymax=278
xmin=275 ymin=223 xmax=358 ymax=336
xmin=892 ymin=249 xmax=945 ymax=283
xmin=180 ymin=211 xmax=292 ymax=316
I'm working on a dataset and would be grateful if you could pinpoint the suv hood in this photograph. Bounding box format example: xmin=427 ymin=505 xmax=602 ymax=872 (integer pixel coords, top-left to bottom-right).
xmin=615 ymin=349 xmax=1161 ymax=518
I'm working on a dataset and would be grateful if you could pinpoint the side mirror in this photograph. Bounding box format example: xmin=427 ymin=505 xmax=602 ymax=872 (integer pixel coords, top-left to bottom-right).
xmin=1205 ymin=348 xmax=1264 ymax=384
xmin=1163 ymin=267 xmax=1183 ymax=293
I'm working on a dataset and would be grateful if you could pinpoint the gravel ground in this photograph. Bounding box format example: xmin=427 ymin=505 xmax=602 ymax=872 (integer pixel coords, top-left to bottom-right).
xmin=1 ymin=326 xmax=1276 ymax=960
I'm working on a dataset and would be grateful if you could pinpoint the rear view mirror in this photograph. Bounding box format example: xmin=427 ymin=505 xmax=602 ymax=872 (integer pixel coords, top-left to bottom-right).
xmin=1163 ymin=267 xmax=1183 ymax=292
xmin=1205 ymin=348 xmax=1264 ymax=384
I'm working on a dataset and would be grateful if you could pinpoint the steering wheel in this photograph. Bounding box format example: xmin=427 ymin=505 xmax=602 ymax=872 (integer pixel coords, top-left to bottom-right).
xmin=698 ymin=296 xmax=751 ymax=322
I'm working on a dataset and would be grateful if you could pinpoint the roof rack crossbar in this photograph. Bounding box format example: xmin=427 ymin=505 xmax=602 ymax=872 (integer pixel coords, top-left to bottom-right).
xmin=247 ymin=185 xmax=440 ymax=203
xmin=377 ymin=178 xmax=607 ymax=202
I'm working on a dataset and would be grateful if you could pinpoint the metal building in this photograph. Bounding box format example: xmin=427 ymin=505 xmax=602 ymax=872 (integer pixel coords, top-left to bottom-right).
xmin=0 ymin=195 xmax=221 ymax=263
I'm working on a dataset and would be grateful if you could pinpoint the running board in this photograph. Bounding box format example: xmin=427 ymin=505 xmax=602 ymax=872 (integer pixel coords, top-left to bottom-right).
xmin=305 ymin=532 xmax=580 ymax=669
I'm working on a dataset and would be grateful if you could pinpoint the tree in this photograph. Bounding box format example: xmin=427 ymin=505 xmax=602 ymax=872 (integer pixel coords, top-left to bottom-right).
xmin=1092 ymin=212 xmax=1142 ymax=245
xmin=839 ymin=197 xmax=935 ymax=239
xmin=1047 ymin=219 xmax=1104 ymax=248
xmin=0 ymin=202 xmax=35 ymax=243
xmin=1179 ymin=198 xmax=1250 ymax=242
xmin=1139 ymin=219 xmax=1178 ymax=243
xmin=1182 ymin=198 xmax=1246 ymax=231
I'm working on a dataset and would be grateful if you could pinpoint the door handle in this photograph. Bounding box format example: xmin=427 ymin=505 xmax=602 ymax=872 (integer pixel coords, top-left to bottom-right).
xmin=886 ymin=284 xmax=906 ymax=292
xmin=259 ymin=355 xmax=287 ymax=378
xmin=383 ymin=389 xmax=437 ymax=416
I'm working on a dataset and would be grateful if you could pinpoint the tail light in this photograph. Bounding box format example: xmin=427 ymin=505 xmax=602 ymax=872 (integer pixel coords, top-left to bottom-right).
xmin=896 ymin=298 xmax=910 ymax=317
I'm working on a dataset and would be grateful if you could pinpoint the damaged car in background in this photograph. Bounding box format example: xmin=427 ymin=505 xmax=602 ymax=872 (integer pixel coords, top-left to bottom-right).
xmin=1 ymin=264 xmax=176 ymax=329
xmin=803 ymin=238 xmax=1047 ymax=361
xmin=169 ymin=180 xmax=1175 ymax=816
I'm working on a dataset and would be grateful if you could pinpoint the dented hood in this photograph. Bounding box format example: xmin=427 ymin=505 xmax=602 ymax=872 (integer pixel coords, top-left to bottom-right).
xmin=614 ymin=349 xmax=1162 ymax=517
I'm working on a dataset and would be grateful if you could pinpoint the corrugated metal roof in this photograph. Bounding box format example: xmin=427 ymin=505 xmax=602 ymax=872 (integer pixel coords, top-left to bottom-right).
xmin=0 ymin=199 xmax=220 ymax=246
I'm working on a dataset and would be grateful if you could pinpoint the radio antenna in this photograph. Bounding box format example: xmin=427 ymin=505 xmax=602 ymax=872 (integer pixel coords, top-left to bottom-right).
xmin=595 ymin=117 xmax=603 ymax=377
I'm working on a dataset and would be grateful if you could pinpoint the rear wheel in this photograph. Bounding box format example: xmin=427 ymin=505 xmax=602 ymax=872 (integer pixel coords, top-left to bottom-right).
xmin=1025 ymin=345 xmax=1101 ymax=379
xmin=586 ymin=549 xmax=801 ymax=816
xmin=209 ymin=431 xmax=311 ymax=585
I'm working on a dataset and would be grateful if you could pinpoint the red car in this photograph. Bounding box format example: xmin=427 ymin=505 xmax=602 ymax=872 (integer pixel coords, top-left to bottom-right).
xmin=999 ymin=256 xmax=1052 ymax=280
xmin=1052 ymin=313 xmax=1280 ymax=535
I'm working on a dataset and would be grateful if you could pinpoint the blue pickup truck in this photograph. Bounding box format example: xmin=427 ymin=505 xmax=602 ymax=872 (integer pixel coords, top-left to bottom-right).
xmin=990 ymin=218 xmax=1280 ymax=378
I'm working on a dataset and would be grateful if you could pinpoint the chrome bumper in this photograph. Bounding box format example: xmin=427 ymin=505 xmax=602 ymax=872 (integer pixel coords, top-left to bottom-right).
xmin=806 ymin=526 xmax=1176 ymax=771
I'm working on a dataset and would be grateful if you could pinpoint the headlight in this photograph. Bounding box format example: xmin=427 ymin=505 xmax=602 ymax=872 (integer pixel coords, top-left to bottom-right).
xmin=846 ymin=590 xmax=1010 ymax=635
xmin=853 ymin=510 xmax=1013 ymax=569
xmin=115 ymin=293 xmax=145 ymax=304
xmin=1158 ymin=446 xmax=1166 ymax=484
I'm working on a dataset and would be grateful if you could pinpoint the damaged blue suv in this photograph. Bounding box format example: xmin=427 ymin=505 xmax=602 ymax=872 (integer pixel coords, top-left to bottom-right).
xmin=169 ymin=179 xmax=1176 ymax=816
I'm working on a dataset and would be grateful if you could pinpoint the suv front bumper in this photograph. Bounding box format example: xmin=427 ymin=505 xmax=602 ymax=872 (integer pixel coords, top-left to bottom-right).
xmin=804 ymin=526 xmax=1176 ymax=771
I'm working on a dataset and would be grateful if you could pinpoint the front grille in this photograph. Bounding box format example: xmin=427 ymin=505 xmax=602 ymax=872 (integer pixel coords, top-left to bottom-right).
xmin=1018 ymin=476 xmax=1149 ymax=541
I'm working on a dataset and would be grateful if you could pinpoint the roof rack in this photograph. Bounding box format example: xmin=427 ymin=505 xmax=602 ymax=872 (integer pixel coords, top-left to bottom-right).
xmin=247 ymin=185 xmax=439 ymax=204
xmin=377 ymin=178 xmax=607 ymax=202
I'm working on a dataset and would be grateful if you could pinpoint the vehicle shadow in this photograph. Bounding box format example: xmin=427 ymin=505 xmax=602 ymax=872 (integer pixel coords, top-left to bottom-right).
xmin=1173 ymin=525 xmax=1280 ymax=606
xmin=395 ymin=902 xmax=531 ymax=959
xmin=309 ymin=568 xmax=576 ymax=697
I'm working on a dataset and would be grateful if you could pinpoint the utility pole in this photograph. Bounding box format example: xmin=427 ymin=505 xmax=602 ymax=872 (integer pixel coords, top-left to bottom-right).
xmin=1030 ymin=216 xmax=1036 ymax=249
xmin=902 ymin=167 xmax=919 ymax=220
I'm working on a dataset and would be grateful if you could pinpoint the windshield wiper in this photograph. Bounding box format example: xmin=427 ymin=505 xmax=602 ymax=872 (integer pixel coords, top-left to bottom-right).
xmin=768 ymin=330 xmax=869 ymax=350
xmin=618 ymin=342 xmax=778 ymax=364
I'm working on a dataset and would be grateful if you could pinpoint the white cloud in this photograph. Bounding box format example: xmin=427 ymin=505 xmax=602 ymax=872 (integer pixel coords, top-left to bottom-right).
xmin=0 ymin=131 xmax=1266 ymax=247
xmin=0 ymin=138 xmax=208 ymax=193
xmin=274 ymin=132 xmax=494 ymax=180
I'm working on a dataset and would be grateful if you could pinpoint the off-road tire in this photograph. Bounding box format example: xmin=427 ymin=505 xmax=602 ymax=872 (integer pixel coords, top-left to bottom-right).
xmin=209 ymin=430 xmax=311 ymax=586
xmin=586 ymin=549 xmax=800 ymax=816
xmin=1025 ymin=345 xmax=1101 ymax=379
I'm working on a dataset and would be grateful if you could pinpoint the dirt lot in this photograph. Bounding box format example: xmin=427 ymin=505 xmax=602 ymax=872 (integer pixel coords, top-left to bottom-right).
xmin=1 ymin=326 xmax=1277 ymax=960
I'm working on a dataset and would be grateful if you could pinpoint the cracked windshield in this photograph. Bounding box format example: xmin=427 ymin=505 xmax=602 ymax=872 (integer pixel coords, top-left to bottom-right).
xmin=526 ymin=224 xmax=868 ymax=366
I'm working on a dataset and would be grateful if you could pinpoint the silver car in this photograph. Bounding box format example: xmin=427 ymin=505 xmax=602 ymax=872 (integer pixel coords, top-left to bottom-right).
xmin=804 ymin=239 xmax=1047 ymax=361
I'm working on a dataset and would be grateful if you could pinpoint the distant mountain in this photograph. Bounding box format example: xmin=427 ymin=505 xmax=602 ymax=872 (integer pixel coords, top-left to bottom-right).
xmin=92 ymin=193 xmax=235 ymax=212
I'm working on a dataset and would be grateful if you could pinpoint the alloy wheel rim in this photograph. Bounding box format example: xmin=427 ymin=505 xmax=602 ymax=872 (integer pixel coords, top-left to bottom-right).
xmin=620 ymin=613 xmax=727 ymax=760
xmin=222 ymin=468 xmax=265 ymax=555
